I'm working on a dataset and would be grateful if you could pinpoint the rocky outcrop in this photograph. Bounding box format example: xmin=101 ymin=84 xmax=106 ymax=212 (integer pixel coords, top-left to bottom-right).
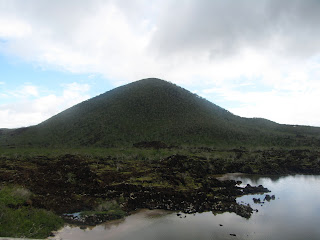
xmin=243 ymin=184 xmax=270 ymax=194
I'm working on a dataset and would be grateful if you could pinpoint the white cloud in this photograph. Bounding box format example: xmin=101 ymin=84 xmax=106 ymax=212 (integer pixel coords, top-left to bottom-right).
xmin=0 ymin=84 xmax=39 ymax=98
xmin=0 ymin=18 xmax=32 ymax=39
xmin=229 ymin=91 xmax=320 ymax=127
xmin=200 ymin=60 xmax=320 ymax=127
xmin=19 ymin=85 xmax=39 ymax=97
xmin=0 ymin=0 xmax=157 ymax=82
xmin=0 ymin=83 xmax=90 ymax=128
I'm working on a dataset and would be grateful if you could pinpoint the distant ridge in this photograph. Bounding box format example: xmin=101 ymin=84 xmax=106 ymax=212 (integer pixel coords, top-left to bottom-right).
xmin=1 ymin=78 xmax=320 ymax=148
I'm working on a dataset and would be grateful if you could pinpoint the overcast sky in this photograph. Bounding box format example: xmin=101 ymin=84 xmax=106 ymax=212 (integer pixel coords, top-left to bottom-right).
xmin=1 ymin=0 xmax=320 ymax=128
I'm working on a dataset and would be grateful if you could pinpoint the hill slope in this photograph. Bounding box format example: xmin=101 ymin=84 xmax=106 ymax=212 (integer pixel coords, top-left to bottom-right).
xmin=1 ymin=78 xmax=320 ymax=148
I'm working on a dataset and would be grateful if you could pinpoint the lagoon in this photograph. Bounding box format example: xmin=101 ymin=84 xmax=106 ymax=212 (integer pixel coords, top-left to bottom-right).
xmin=52 ymin=174 xmax=320 ymax=240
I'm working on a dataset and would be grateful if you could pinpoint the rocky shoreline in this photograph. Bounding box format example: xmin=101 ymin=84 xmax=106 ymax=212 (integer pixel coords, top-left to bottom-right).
xmin=2 ymin=148 xmax=317 ymax=228
xmin=61 ymin=181 xmax=270 ymax=226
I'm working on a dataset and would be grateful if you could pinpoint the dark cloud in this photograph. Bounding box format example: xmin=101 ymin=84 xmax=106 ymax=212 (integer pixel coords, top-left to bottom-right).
xmin=151 ymin=0 xmax=320 ymax=58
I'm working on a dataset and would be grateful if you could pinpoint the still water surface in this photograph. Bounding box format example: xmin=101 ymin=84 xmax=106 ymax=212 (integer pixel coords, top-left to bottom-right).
xmin=52 ymin=175 xmax=320 ymax=240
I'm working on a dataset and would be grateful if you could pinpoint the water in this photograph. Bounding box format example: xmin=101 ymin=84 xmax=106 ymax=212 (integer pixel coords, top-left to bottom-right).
xmin=51 ymin=175 xmax=320 ymax=240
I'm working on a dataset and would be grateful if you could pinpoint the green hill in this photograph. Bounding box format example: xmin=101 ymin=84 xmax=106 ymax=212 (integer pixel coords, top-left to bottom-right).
xmin=1 ymin=78 xmax=320 ymax=148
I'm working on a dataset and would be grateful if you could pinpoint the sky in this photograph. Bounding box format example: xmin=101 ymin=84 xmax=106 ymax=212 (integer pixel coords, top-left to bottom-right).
xmin=1 ymin=0 xmax=320 ymax=128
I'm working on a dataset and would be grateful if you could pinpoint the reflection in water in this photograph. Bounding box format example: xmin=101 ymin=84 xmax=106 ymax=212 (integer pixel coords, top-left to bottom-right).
xmin=52 ymin=175 xmax=320 ymax=240
xmin=216 ymin=173 xmax=284 ymax=185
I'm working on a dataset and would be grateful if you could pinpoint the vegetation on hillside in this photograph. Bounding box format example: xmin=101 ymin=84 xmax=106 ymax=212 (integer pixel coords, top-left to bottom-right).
xmin=1 ymin=78 xmax=320 ymax=148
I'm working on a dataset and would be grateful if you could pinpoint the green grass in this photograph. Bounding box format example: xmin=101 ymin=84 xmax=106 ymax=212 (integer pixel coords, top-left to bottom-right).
xmin=0 ymin=185 xmax=64 ymax=239
xmin=0 ymin=147 xmax=180 ymax=159
xmin=0 ymin=185 xmax=31 ymax=206
xmin=0 ymin=206 xmax=64 ymax=238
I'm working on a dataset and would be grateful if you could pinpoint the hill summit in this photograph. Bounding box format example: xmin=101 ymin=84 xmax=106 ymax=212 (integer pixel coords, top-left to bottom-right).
xmin=1 ymin=78 xmax=320 ymax=148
